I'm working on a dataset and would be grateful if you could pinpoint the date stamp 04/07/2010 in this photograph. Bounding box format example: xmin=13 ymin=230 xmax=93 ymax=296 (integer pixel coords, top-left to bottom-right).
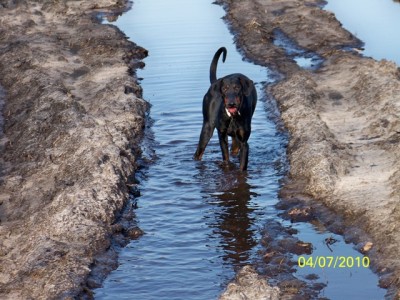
xmin=298 ymin=256 xmax=371 ymax=269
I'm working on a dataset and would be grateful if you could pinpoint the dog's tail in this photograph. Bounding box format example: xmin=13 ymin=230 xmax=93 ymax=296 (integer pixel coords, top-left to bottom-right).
xmin=210 ymin=47 xmax=227 ymax=84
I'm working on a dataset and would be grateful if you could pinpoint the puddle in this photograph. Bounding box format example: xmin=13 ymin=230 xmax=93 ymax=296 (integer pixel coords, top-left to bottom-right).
xmin=289 ymin=221 xmax=384 ymax=298
xmin=273 ymin=28 xmax=323 ymax=70
xmin=94 ymin=0 xmax=386 ymax=299
xmin=325 ymin=0 xmax=400 ymax=65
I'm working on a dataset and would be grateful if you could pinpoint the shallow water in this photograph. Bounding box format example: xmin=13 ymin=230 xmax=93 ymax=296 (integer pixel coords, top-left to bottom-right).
xmin=325 ymin=0 xmax=400 ymax=65
xmin=273 ymin=28 xmax=323 ymax=70
xmin=94 ymin=1 xmax=386 ymax=299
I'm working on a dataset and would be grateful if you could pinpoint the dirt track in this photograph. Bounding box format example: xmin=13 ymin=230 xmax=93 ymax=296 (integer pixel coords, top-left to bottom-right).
xmin=0 ymin=0 xmax=399 ymax=299
xmin=217 ymin=0 xmax=400 ymax=298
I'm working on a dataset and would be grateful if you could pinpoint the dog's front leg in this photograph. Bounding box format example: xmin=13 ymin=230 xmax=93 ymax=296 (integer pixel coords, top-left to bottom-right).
xmin=237 ymin=127 xmax=250 ymax=171
xmin=218 ymin=129 xmax=229 ymax=163
xmin=194 ymin=122 xmax=215 ymax=160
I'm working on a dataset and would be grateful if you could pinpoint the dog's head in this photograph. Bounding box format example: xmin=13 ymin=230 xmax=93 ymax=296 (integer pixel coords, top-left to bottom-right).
xmin=212 ymin=76 xmax=253 ymax=117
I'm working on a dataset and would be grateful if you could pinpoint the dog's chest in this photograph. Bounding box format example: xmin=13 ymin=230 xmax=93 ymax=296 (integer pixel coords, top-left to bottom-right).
xmin=226 ymin=118 xmax=240 ymax=136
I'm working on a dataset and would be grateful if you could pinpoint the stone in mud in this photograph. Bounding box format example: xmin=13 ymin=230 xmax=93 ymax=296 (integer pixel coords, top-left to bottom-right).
xmin=219 ymin=266 xmax=280 ymax=300
xmin=282 ymin=205 xmax=315 ymax=222
xmin=277 ymin=278 xmax=306 ymax=295
xmin=358 ymin=241 xmax=374 ymax=254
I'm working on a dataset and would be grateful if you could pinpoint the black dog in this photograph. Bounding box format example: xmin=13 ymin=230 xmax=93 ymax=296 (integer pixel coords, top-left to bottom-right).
xmin=194 ymin=47 xmax=257 ymax=171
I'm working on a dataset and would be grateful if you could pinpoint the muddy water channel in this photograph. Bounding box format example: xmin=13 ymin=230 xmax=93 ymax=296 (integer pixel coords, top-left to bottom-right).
xmin=95 ymin=1 xmax=386 ymax=299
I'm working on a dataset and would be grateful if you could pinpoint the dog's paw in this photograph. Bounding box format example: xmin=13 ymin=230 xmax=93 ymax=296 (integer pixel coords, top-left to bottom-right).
xmin=193 ymin=153 xmax=202 ymax=161
xmin=230 ymin=149 xmax=240 ymax=157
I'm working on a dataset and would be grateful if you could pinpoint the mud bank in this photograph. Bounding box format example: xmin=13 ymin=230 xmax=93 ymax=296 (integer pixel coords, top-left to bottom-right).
xmin=217 ymin=0 xmax=400 ymax=297
xmin=0 ymin=0 xmax=148 ymax=298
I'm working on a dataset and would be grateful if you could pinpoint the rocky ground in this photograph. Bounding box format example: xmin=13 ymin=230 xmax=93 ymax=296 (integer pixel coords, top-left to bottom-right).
xmin=217 ymin=0 xmax=400 ymax=298
xmin=1 ymin=0 xmax=400 ymax=299
xmin=0 ymin=0 xmax=148 ymax=298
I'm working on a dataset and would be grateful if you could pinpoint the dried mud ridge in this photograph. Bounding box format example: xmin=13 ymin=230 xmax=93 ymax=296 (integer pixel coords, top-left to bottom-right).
xmin=0 ymin=0 xmax=148 ymax=299
xmin=217 ymin=0 xmax=400 ymax=299
xmin=0 ymin=0 xmax=399 ymax=299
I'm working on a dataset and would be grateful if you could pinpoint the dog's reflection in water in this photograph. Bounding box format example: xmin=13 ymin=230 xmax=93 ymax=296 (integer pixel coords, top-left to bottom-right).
xmin=197 ymin=161 xmax=260 ymax=267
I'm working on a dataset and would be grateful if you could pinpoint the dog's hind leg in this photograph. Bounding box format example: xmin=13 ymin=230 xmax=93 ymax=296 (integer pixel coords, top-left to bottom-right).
xmin=194 ymin=122 xmax=215 ymax=160
xmin=231 ymin=136 xmax=241 ymax=156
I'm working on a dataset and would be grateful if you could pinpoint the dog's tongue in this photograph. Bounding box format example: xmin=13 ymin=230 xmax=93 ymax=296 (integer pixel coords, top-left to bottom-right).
xmin=228 ymin=107 xmax=237 ymax=115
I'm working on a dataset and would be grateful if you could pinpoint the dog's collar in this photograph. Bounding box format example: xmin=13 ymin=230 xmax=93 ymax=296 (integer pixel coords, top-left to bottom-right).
xmin=225 ymin=108 xmax=241 ymax=118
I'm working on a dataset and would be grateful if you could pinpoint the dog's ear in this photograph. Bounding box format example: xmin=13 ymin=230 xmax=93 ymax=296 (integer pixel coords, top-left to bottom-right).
xmin=210 ymin=79 xmax=222 ymax=97
xmin=240 ymin=77 xmax=254 ymax=96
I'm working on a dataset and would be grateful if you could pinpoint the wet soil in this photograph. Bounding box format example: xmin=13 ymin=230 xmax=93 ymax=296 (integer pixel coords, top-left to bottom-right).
xmin=0 ymin=0 xmax=148 ymax=299
xmin=216 ymin=0 xmax=400 ymax=298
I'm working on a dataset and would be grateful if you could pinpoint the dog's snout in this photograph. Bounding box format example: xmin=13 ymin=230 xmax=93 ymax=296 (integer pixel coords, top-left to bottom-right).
xmin=225 ymin=95 xmax=240 ymax=105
